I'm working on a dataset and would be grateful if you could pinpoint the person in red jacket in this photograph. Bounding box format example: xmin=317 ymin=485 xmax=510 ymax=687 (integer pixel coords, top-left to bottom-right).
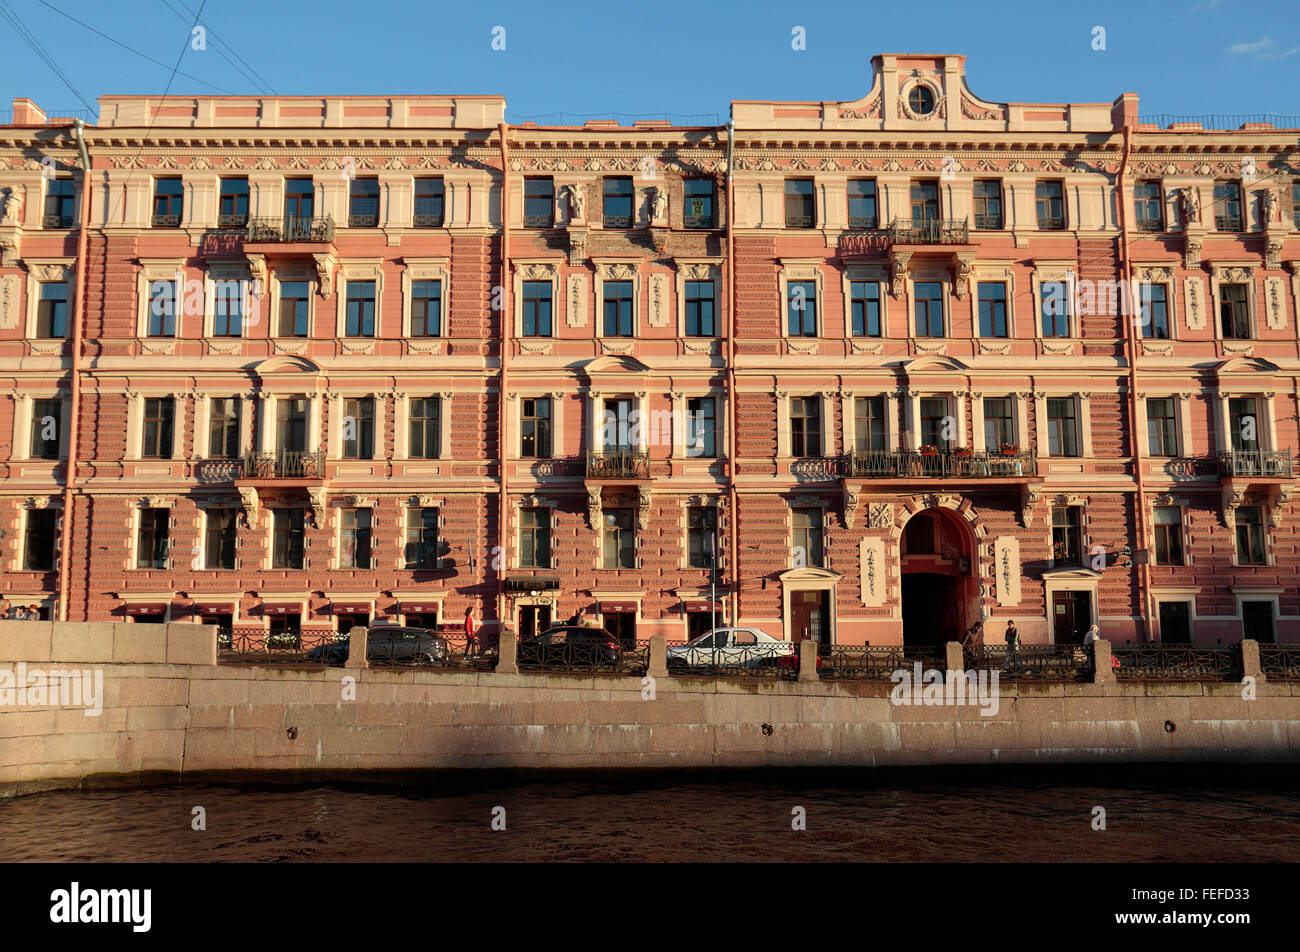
xmin=464 ymin=606 xmax=478 ymax=658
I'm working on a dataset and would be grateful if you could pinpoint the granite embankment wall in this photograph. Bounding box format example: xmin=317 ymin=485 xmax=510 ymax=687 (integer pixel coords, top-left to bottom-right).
xmin=3 ymin=622 xmax=1300 ymax=797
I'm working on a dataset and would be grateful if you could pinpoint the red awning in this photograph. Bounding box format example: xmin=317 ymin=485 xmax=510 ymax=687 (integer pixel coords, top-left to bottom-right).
xmin=194 ymin=603 xmax=236 ymax=615
xmin=684 ymin=601 xmax=723 ymax=612
xmin=599 ymin=602 xmax=638 ymax=613
xmin=124 ymin=603 xmax=168 ymax=615
xmin=331 ymin=603 xmax=372 ymax=615
xmin=261 ymin=603 xmax=301 ymax=615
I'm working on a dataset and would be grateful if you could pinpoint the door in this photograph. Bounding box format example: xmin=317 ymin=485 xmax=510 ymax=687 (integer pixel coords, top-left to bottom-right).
xmin=1159 ymin=601 xmax=1191 ymax=644
xmin=518 ymin=605 xmax=551 ymax=641
xmin=790 ymin=590 xmax=830 ymax=644
xmin=1242 ymin=601 xmax=1275 ymax=643
xmin=284 ymin=178 xmax=314 ymax=237
xmin=1052 ymin=591 xmax=1090 ymax=644
xmin=603 ymin=611 xmax=636 ymax=649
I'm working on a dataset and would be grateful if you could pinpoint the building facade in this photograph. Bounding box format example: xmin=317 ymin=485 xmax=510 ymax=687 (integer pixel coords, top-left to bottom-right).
xmin=1 ymin=54 xmax=1297 ymax=646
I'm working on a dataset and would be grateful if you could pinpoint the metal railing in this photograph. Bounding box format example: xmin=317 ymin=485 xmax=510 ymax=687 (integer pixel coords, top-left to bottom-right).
xmin=242 ymin=449 xmax=325 ymax=479
xmin=413 ymin=212 xmax=444 ymax=227
xmin=847 ymin=215 xmax=879 ymax=230
xmin=602 ymin=214 xmax=633 ymax=228
xmin=1111 ymin=644 xmax=1241 ymax=681
xmin=973 ymin=214 xmax=1003 ymax=230
xmin=516 ymin=637 xmax=625 ymax=674
xmin=586 ymin=450 xmax=650 ymax=479
xmin=817 ymin=645 xmax=946 ymax=680
xmin=193 ymin=458 xmax=243 ymax=483
xmin=247 ymin=216 xmax=336 ymax=242
xmin=522 ymin=213 xmax=553 ymax=228
xmin=1259 ymin=645 xmax=1300 ymax=681
xmin=846 ymin=449 xmax=1037 ymax=479
xmin=348 ymin=212 xmax=379 ymax=228
xmin=666 ymin=642 xmax=799 ymax=680
xmin=218 ymin=627 xmax=344 ymax=665
xmin=217 ymin=213 xmax=248 ymax=228
xmin=683 ymin=214 xmax=715 ymax=229
xmin=965 ymin=644 xmax=1093 ymax=681
xmin=152 ymin=214 xmax=181 ymax=228
xmin=1219 ymin=449 xmax=1294 ymax=478
xmin=1140 ymin=113 xmax=1300 ymax=130
xmin=1215 ymin=216 xmax=1243 ymax=233
xmin=42 ymin=214 xmax=74 ymax=228
xmin=1037 ymin=216 xmax=1065 ymax=230
xmin=888 ymin=217 xmax=969 ymax=244
xmin=1134 ymin=217 xmax=1165 ymax=232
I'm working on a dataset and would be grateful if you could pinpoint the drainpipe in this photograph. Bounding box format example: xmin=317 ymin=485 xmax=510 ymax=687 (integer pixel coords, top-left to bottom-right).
xmin=1116 ymin=122 xmax=1152 ymax=642
xmin=725 ymin=119 xmax=740 ymax=628
xmin=57 ymin=119 xmax=92 ymax=622
xmin=497 ymin=122 xmax=510 ymax=633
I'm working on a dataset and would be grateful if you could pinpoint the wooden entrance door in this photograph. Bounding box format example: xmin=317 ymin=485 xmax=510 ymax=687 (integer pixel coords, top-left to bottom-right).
xmin=789 ymin=590 xmax=829 ymax=644
xmin=1159 ymin=601 xmax=1191 ymax=643
xmin=1051 ymin=591 xmax=1090 ymax=644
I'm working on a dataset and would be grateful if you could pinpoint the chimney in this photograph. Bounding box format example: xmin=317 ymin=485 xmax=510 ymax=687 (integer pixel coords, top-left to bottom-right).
xmin=11 ymin=98 xmax=47 ymax=125
xmin=1110 ymin=93 xmax=1139 ymax=131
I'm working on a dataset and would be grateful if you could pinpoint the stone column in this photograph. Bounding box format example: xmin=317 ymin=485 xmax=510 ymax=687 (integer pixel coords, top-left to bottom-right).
xmin=1092 ymin=639 xmax=1115 ymax=685
xmin=497 ymin=630 xmax=519 ymax=675
xmin=648 ymin=634 xmax=668 ymax=678
xmin=945 ymin=641 xmax=964 ymax=674
xmin=345 ymin=624 xmax=368 ymax=669
xmin=1241 ymin=638 xmax=1262 ymax=681
xmin=797 ymin=638 xmax=819 ymax=682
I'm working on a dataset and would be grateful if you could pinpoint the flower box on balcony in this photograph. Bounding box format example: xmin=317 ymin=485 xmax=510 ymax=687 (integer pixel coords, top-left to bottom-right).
xmin=919 ymin=446 xmax=938 ymax=456
xmin=999 ymin=444 xmax=1020 ymax=456
xmin=953 ymin=447 xmax=972 ymax=457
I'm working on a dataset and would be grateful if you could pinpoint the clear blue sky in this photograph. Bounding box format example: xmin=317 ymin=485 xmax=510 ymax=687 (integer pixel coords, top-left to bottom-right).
xmin=2 ymin=0 xmax=1298 ymax=123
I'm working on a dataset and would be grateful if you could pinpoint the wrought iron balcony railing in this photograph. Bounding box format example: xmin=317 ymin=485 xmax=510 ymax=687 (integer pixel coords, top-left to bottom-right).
xmin=217 ymin=213 xmax=248 ymax=228
xmin=42 ymin=214 xmax=74 ymax=228
xmin=523 ymin=213 xmax=554 ymax=228
xmin=413 ymin=212 xmax=445 ymax=227
xmin=348 ymin=212 xmax=379 ymax=228
xmin=847 ymin=215 xmax=879 ymax=230
xmin=1036 ymin=216 xmax=1065 ymax=230
xmin=1216 ymin=215 xmax=1243 ymax=232
xmin=846 ymin=448 xmax=1037 ymax=479
xmin=1134 ymin=217 xmax=1164 ymax=232
xmin=152 ymin=214 xmax=182 ymax=228
xmin=889 ymin=217 xmax=970 ymax=244
xmin=242 ymin=449 xmax=325 ymax=479
xmin=785 ymin=212 xmax=815 ymax=228
xmin=603 ymin=214 xmax=633 ymax=229
xmin=247 ymin=216 xmax=336 ymax=243
xmin=1219 ymin=449 xmax=1294 ymax=478
xmin=586 ymin=450 xmax=650 ymax=479
xmin=683 ymin=213 xmax=716 ymax=229
xmin=973 ymin=214 xmax=1003 ymax=230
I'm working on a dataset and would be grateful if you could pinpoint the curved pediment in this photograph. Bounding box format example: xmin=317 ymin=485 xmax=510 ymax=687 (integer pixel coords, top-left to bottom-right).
xmin=777 ymin=566 xmax=843 ymax=584
xmin=250 ymin=355 xmax=323 ymax=376
xmin=901 ymin=355 xmax=970 ymax=376
xmin=1213 ymin=356 xmax=1280 ymax=376
xmin=580 ymin=354 xmax=653 ymax=375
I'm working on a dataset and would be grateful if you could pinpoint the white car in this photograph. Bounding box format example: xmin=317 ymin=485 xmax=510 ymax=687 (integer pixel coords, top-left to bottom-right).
xmin=666 ymin=627 xmax=795 ymax=670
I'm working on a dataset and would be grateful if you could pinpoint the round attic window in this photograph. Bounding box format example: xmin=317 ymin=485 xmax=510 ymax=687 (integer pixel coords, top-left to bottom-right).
xmin=908 ymin=85 xmax=936 ymax=116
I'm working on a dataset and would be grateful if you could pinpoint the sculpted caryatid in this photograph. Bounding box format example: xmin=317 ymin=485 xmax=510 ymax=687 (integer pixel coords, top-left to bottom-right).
xmin=650 ymin=186 xmax=668 ymax=224
xmin=566 ymin=183 xmax=585 ymax=222
xmin=1263 ymin=189 xmax=1280 ymax=225
xmin=1180 ymin=187 xmax=1201 ymax=225
xmin=0 ymin=186 xmax=23 ymax=225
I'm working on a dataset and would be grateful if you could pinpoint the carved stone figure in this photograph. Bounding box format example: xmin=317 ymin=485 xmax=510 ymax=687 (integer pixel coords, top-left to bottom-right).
xmin=0 ymin=186 xmax=22 ymax=225
xmin=1263 ymin=189 xmax=1279 ymax=225
xmin=566 ymin=183 xmax=586 ymax=222
xmin=650 ymin=186 xmax=667 ymax=224
xmin=1180 ymin=187 xmax=1201 ymax=225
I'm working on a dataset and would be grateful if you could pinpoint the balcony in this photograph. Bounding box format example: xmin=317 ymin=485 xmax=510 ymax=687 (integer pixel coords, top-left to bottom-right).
xmin=683 ymin=213 xmax=715 ymax=229
xmin=602 ymin=214 xmax=633 ymax=229
xmin=1215 ymin=215 xmax=1243 ymax=232
xmin=523 ymin=213 xmax=554 ymax=228
xmin=846 ymin=448 xmax=1039 ymax=480
xmin=413 ymin=212 xmax=445 ymax=228
xmin=247 ymin=216 xmax=336 ymax=243
xmin=1036 ymin=216 xmax=1065 ymax=231
xmin=218 ymin=213 xmax=248 ymax=228
xmin=42 ymin=214 xmax=73 ymax=228
xmin=586 ymin=450 xmax=650 ymax=480
xmin=239 ymin=450 xmax=325 ymax=481
xmin=838 ymin=218 xmax=971 ymax=256
xmin=1219 ymin=449 xmax=1294 ymax=478
xmin=973 ymin=214 xmax=1003 ymax=230
xmin=152 ymin=214 xmax=182 ymax=228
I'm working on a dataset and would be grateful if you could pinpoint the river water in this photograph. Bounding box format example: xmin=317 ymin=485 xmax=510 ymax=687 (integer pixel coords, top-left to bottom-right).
xmin=2 ymin=767 xmax=1298 ymax=862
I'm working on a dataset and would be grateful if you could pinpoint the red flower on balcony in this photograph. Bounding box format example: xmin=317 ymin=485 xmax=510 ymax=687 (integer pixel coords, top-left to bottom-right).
xmin=919 ymin=445 xmax=938 ymax=456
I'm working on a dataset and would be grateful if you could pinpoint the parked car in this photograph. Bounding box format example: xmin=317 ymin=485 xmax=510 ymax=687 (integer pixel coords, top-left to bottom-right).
xmin=519 ymin=625 xmax=621 ymax=667
xmin=666 ymin=627 xmax=794 ymax=670
xmin=304 ymin=625 xmax=449 ymax=666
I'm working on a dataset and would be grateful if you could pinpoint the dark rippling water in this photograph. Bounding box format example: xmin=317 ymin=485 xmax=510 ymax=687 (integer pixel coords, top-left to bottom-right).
xmin=3 ymin=768 xmax=1299 ymax=862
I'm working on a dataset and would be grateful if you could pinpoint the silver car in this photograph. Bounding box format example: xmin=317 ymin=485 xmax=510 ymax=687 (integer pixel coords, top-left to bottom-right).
xmin=666 ymin=627 xmax=795 ymax=670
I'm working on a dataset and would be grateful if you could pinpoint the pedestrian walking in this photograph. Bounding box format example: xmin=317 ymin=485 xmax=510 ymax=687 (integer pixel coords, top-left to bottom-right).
xmin=463 ymin=606 xmax=478 ymax=658
xmin=1002 ymin=619 xmax=1021 ymax=672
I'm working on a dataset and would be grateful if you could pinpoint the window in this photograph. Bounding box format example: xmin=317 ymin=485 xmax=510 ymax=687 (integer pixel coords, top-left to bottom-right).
xmin=785 ymin=179 xmax=815 ymax=228
xmin=910 ymin=180 xmax=939 ymax=223
xmin=520 ymin=397 xmax=551 ymax=458
xmin=342 ymin=397 xmax=375 ymax=459
xmin=284 ymin=177 xmax=315 ymax=226
xmin=685 ymin=280 xmax=715 ymax=337
xmin=213 ymin=279 xmax=243 ymax=337
xmin=603 ymin=508 xmax=635 ymax=569
xmin=30 ymin=398 xmax=62 ymax=459
xmin=1294 ymin=181 xmax=1300 ymax=229
xmin=142 ymin=398 xmax=174 ymax=459
xmin=1214 ymin=182 xmax=1242 ymax=231
xmin=1040 ymin=281 xmax=1070 ymax=337
xmin=977 ymin=282 xmax=1008 ymax=337
xmin=522 ymin=280 xmax=552 ymax=337
xmin=405 ymin=508 xmax=439 ymax=570
xmin=524 ymin=178 xmax=554 ymax=227
xmin=1153 ymin=506 xmax=1184 ymax=565
xmin=687 ymin=506 xmax=717 ymax=568
xmin=414 ymin=178 xmax=445 ymax=227
xmin=1134 ymin=181 xmax=1163 ymax=231
xmin=1035 ymin=181 xmax=1064 ymax=229
xmin=603 ymin=280 xmax=634 ymax=337
xmin=208 ymin=398 xmax=240 ymax=459
xmin=411 ymin=279 xmax=442 ymax=337
xmin=520 ymin=507 xmax=551 ymax=569
xmin=1234 ymin=507 xmax=1266 ymax=565
xmin=792 ymin=508 xmax=824 ymax=568
xmin=907 ymin=85 xmax=935 ymax=115
xmin=1141 ymin=283 xmax=1169 ymax=339
xmin=1228 ymin=396 xmax=1260 ymax=452
xmin=408 ymin=397 xmax=441 ymax=459
xmin=854 ymin=396 xmax=886 ymax=454
xmin=602 ymin=177 xmax=633 ymax=228
xmin=602 ymin=398 xmax=634 ymax=452
xmin=44 ymin=177 xmax=75 ymax=228
xmin=348 ymin=178 xmax=379 ymax=227
xmin=218 ymin=178 xmax=249 ymax=227
xmin=277 ymin=396 xmax=309 ymax=453
xmin=1218 ymin=284 xmax=1250 ymax=339
xmin=152 ymin=178 xmax=183 ymax=227
xmin=1046 ymin=398 xmax=1079 ymax=457
xmin=345 ymin=280 xmax=376 ymax=337
xmin=913 ymin=281 xmax=943 ymax=337
xmin=278 ymin=280 xmax=310 ymax=337
xmin=983 ymin=397 xmax=1014 ymax=452
xmin=786 ymin=280 xmax=817 ymax=336
xmin=148 ymin=280 xmax=177 ymax=337
xmin=205 ymin=509 xmax=237 ymax=570
xmin=683 ymin=178 xmax=715 ymax=228
xmin=790 ymin=397 xmax=821 ymax=457
xmin=272 ymin=509 xmax=305 ymax=569
xmin=920 ymin=397 xmax=950 ymax=450
xmin=1051 ymin=506 xmax=1083 ymax=564
xmin=686 ymin=397 xmax=716 ymax=458
xmin=136 ymin=508 xmax=169 ymax=569
xmin=847 ymin=179 xmax=878 ymax=228
xmin=36 ymin=282 xmax=68 ymax=338
xmin=972 ymin=180 xmax=1003 ymax=229
xmin=849 ymin=281 xmax=881 ymax=337
xmin=1146 ymin=397 xmax=1178 ymax=457
xmin=340 ymin=508 xmax=373 ymax=569
xmin=24 ymin=509 xmax=57 ymax=571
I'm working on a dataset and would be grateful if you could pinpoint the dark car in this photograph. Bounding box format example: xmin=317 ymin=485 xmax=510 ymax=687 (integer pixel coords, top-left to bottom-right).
xmin=304 ymin=626 xmax=449 ymax=666
xmin=519 ymin=625 xmax=621 ymax=668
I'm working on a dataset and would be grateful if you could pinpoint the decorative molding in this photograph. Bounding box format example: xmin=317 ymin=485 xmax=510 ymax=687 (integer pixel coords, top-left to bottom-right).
xmin=137 ymin=495 xmax=174 ymax=509
xmin=1183 ymin=276 xmax=1206 ymax=330
xmin=867 ymin=502 xmax=893 ymax=529
xmin=994 ymin=536 xmax=1022 ymax=606
xmin=842 ymin=487 xmax=860 ymax=529
xmin=313 ymin=253 xmax=337 ymax=299
xmin=1264 ymin=276 xmax=1286 ymax=330
xmin=859 ymin=537 xmax=886 ymax=607
xmin=567 ymin=273 xmax=587 ymax=327
xmin=587 ymin=488 xmax=601 ymax=530
xmin=648 ymin=273 xmax=669 ymax=328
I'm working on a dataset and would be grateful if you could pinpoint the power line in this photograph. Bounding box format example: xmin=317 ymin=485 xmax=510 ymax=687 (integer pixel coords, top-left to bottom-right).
xmin=168 ymin=0 xmax=278 ymax=94
xmin=0 ymin=0 xmax=95 ymax=113
xmin=158 ymin=0 xmax=276 ymax=95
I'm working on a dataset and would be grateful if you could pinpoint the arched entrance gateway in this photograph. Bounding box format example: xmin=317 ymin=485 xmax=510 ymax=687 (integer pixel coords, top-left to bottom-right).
xmin=899 ymin=505 xmax=980 ymax=649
